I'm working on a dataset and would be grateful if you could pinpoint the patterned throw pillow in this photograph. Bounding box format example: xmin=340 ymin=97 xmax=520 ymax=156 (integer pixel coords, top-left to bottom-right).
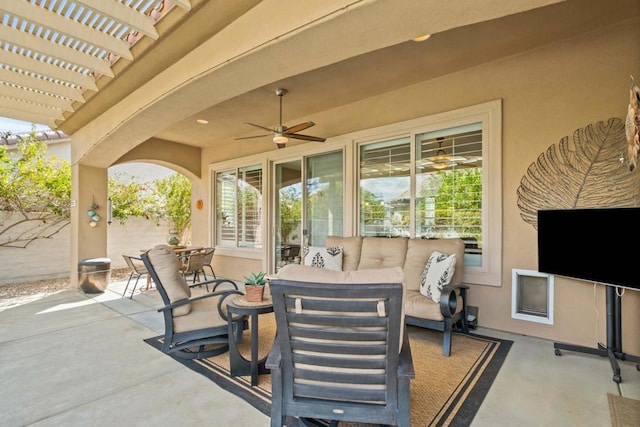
xmin=303 ymin=246 xmax=344 ymax=271
xmin=419 ymin=251 xmax=456 ymax=303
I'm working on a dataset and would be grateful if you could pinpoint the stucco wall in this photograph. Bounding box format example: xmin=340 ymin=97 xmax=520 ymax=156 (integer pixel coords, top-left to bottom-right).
xmin=0 ymin=216 xmax=167 ymax=285
xmin=200 ymin=20 xmax=640 ymax=353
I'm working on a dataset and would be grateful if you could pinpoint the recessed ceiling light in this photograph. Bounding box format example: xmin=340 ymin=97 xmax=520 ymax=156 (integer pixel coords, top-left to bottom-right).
xmin=412 ymin=34 xmax=431 ymax=42
xmin=196 ymin=119 xmax=208 ymax=124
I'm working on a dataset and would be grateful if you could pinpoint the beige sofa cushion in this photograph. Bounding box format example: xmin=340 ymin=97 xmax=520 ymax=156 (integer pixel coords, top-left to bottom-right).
xmin=403 ymin=238 xmax=465 ymax=292
xmin=148 ymin=244 xmax=192 ymax=316
xmin=357 ymin=237 xmax=408 ymax=270
xmin=325 ymin=236 xmax=363 ymax=271
xmin=276 ymin=263 xmax=404 ymax=286
xmin=404 ymin=289 xmax=464 ymax=320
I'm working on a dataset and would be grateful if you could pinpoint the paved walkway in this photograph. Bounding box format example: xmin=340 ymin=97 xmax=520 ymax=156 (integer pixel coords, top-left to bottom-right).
xmin=2 ymin=279 xmax=640 ymax=426
xmin=0 ymin=280 xmax=269 ymax=426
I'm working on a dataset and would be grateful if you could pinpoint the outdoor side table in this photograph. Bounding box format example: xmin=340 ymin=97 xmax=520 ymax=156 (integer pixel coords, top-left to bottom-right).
xmin=226 ymin=295 xmax=274 ymax=386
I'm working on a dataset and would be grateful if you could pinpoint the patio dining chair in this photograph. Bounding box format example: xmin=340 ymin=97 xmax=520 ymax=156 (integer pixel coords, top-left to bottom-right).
xmin=266 ymin=277 xmax=414 ymax=427
xmin=179 ymin=250 xmax=208 ymax=286
xmin=202 ymin=247 xmax=216 ymax=278
xmin=121 ymin=255 xmax=150 ymax=298
xmin=141 ymin=244 xmax=247 ymax=359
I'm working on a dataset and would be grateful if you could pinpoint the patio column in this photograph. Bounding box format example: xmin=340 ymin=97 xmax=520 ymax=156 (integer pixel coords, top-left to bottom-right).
xmin=70 ymin=164 xmax=108 ymax=289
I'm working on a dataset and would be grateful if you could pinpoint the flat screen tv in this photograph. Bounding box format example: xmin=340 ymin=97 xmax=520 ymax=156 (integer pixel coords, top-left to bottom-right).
xmin=537 ymin=207 xmax=640 ymax=291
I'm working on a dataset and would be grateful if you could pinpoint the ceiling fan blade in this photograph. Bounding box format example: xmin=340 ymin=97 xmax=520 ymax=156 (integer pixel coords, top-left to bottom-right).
xmin=245 ymin=122 xmax=274 ymax=133
xmin=283 ymin=121 xmax=315 ymax=134
xmin=286 ymin=133 xmax=326 ymax=142
xmin=234 ymin=134 xmax=271 ymax=140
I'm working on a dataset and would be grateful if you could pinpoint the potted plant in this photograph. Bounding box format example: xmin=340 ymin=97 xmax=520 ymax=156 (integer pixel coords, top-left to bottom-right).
xmin=243 ymin=271 xmax=266 ymax=302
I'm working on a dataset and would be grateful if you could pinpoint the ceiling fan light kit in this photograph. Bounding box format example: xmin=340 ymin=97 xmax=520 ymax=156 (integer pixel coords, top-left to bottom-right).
xmin=235 ymin=88 xmax=326 ymax=148
xmin=426 ymin=137 xmax=466 ymax=169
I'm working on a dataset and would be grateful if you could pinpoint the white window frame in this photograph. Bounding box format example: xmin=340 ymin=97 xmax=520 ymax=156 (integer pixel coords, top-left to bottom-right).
xmin=209 ymin=155 xmax=266 ymax=260
xmin=208 ymin=100 xmax=502 ymax=286
xmin=349 ymin=100 xmax=502 ymax=286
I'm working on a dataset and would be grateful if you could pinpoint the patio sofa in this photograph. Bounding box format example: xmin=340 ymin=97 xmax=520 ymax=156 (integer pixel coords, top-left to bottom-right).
xmin=276 ymin=236 xmax=468 ymax=356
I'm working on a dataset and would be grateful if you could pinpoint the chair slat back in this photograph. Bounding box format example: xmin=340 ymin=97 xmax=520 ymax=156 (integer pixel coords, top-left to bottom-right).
xmin=269 ymin=279 xmax=404 ymax=421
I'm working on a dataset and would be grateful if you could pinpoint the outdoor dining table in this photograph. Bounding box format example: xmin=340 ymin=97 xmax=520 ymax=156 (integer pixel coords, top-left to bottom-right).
xmin=172 ymin=246 xmax=204 ymax=255
xmin=140 ymin=246 xmax=204 ymax=255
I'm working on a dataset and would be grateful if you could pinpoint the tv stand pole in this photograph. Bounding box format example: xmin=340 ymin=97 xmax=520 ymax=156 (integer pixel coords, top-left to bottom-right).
xmin=553 ymin=285 xmax=640 ymax=383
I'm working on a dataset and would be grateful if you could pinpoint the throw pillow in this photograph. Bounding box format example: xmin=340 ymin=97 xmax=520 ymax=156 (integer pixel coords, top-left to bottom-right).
xmin=303 ymin=246 xmax=343 ymax=271
xmin=419 ymin=251 xmax=456 ymax=303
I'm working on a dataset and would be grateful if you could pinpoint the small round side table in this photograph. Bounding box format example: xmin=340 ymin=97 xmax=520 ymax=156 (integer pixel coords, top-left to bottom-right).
xmin=226 ymin=295 xmax=274 ymax=386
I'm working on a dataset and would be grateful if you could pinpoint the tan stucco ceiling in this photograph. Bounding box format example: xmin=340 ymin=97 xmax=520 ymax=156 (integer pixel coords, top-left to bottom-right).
xmin=2 ymin=0 xmax=639 ymax=168
xmin=164 ymin=0 xmax=640 ymax=148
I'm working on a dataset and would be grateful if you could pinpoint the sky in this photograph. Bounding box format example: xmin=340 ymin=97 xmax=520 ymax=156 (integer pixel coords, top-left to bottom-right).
xmin=0 ymin=117 xmax=50 ymax=134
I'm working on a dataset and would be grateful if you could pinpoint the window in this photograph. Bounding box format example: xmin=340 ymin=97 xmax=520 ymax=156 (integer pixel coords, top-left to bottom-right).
xmin=359 ymin=137 xmax=411 ymax=237
xmin=210 ymin=100 xmax=501 ymax=285
xmin=416 ymin=124 xmax=483 ymax=267
xmin=215 ymin=164 xmax=263 ymax=249
xmin=357 ymin=100 xmax=501 ymax=286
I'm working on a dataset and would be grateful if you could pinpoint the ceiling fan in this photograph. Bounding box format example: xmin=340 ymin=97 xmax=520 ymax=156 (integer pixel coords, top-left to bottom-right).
xmin=235 ymin=88 xmax=326 ymax=148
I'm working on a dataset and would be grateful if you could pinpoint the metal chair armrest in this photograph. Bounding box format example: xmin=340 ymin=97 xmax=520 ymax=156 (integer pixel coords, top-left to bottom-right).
xmin=266 ymin=345 xmax=282 ymax=370
xmin=188 ymin=278 xmax=238 ymax=291
xmin=439 ymin=283 xmax=468 ymax=318
xmin=157 ymin=289 xmax=236 ymax=312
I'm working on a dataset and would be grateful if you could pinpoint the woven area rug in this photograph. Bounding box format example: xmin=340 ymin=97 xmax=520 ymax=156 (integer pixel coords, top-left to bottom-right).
xmin=608 ymin=393 xmax=640 ymax=427
xmin=145 ymin=315 xmax=511 ymax=426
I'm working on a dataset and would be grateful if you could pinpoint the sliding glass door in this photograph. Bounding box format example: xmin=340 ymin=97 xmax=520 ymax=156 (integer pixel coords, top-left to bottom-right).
xmin=273 ymin=150 xmax=343 ymax=271
xmin=274 ymin=160 xmax=302 ymax=270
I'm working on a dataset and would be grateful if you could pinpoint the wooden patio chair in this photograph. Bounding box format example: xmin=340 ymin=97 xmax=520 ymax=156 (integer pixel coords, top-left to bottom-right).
xmin=266 ymin=278 xmax=414 ymax=427
xmin=141 ymin=244 xmax=246 ymax=359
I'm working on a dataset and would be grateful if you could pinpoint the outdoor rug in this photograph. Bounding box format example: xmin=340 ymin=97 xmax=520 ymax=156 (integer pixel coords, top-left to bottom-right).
xmin=145 ymin=315 xmax=512 ymax=426
xmin=608 ymin=393 xmax=640 ymax=427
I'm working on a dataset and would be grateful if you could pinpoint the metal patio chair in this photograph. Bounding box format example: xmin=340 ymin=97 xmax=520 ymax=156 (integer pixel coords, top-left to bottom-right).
xmin=141 ymin=244 xmax=247 ymax=359
xmin=121 ymin=255 xmax=150 ymax=298
xmin=202 ymin=247 xmax=216 ymax=279
xmin=179 ymin=250 xmax=208 ymax=286
xmin=266 ymin=278 xmax=414 ymax=427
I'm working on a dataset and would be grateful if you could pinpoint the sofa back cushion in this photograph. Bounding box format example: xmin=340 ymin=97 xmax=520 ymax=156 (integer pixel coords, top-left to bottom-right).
xmin=358 ymin=237 xmax=408 ymax=270
xmin=275 ymin=263 xmax=403 ymax=285
xmin=325 ymin=236 xmax=363 ymax=271
xmin=403 ymin=238 xmax=465 ymax=292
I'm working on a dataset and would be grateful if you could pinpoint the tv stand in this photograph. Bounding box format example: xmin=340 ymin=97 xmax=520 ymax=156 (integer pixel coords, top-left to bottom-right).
xmin=553 ymin=285 xmax=640 ymax=383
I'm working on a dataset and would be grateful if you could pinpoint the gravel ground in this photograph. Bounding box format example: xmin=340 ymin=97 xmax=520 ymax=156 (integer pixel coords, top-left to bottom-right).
xmin=0 ymin=268 xmax=131 ymax=311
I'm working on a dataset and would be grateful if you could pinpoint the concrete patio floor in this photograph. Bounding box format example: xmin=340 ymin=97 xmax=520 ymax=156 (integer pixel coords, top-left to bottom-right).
xmin=1 ymin=278 xmax=639 ymax=426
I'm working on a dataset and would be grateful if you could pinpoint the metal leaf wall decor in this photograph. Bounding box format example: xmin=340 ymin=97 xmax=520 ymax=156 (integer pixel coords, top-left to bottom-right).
xmin=517 ymin=117 xmax=640 ymax=228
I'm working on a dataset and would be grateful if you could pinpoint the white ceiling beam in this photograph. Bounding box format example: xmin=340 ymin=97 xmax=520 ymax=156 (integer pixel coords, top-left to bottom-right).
xmin=170 ymin=1 xmax=192 ymax=11
xmin=0 ymin=25 xmax=114 ymax=77
xmin=0 ymin=50 xmax=98 ymax=91
xmin=0 ymin=97 xmax=64 ymax=121
xmin=0 ymin=83 xmax=74 ymax=112
xmin=0 ymin=105 xmax=56 ymax=128
xmin=0 ymin=1 xmax=133 ymax=61
xmin=72 ymin=0 xmax=158 ymax=39
xmin=0 ymin=68 xmax=85 ymax=103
